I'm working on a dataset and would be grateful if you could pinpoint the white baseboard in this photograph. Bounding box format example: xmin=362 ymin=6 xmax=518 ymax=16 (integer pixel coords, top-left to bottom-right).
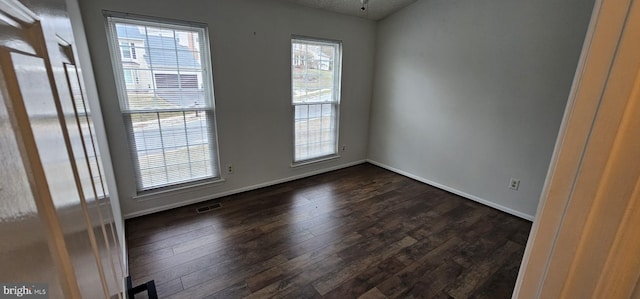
xmin=125 ymin=158 xmax=535 ymax=221
xmin=366 ymin=159 xmax=535 ymax=221
xmin=124 ymin=160 xmax=367 ymax=219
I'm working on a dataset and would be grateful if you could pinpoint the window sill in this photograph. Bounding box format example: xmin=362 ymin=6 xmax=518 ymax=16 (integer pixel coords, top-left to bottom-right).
xmin=133 ymin=177 xmax=225 ymax=201
xmin=291 ymin=154 xmax=340 ymax=168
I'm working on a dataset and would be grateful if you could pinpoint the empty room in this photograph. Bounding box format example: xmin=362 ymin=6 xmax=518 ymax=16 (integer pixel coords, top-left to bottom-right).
xmin=2 ymin=0 xmax=640 ymax=298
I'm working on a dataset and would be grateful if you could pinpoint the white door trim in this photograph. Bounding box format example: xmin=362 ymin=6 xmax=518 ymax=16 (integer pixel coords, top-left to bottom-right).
xmin=513 ymin=0 xmax=640 ymax=297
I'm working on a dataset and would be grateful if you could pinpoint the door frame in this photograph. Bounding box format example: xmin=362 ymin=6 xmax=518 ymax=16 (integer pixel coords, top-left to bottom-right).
xmin=513 ymin=0 xmax=640 ymax=297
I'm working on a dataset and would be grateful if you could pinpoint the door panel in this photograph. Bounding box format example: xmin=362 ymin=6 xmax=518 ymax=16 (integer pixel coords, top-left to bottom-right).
xmin=0 ymin=72 xmax=65 ymax=299
xmin=11 ymin=51 xmax=109 ymax=299
xmin=0 ymin=0 xmax=125 ymax=298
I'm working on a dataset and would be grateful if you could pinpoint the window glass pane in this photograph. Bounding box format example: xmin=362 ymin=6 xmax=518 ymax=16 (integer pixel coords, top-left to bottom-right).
xmin=293 ymin=103 xmax=339 ymax=161
xmin=128 ymin=110 xmax=216 ymax=189
xmin=109 ymin=17 xmax=219 ymax=191
xmin=292 ymin=41 xmax=338 ymax=104
xmin=112 ymin=21 xmax=209 ymax=111
xmin=123 ymin=69 xmax=133 ymax=84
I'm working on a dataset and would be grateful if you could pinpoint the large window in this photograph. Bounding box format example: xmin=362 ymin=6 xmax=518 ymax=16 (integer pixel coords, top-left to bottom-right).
xmin=292 ymin=37 xmax=342 ymax=163
xmin=106 ymin=15 xmax=219 ymax=191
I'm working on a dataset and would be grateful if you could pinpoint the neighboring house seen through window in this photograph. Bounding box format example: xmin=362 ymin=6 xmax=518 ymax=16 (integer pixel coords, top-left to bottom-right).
xmin=106 ymin=14 xmax=220 ymax=191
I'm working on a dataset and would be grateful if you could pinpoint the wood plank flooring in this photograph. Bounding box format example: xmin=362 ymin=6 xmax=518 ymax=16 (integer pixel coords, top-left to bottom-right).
xmin=126 ymin=163 xmax=532 ymax=298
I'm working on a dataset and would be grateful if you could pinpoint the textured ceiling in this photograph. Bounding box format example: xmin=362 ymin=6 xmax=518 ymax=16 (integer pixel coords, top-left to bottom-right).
xmin=276 ymin=0 xmax=418 ymax=21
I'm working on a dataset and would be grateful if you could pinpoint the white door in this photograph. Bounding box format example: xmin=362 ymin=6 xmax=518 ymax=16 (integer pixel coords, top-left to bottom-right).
xmin=0 ymin=0 xmax=123 ymax=298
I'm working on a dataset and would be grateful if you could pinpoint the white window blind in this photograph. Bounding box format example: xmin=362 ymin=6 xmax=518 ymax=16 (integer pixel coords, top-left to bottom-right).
xmin=292 ymin=37 xmax=342 ymax=163
xmin=106 ymin=15 xmax=220 ymax=191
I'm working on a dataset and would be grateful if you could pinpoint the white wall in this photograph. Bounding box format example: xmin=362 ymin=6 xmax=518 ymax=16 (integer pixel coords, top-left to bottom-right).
xmin=78 ymin=0 xmax=376 ymax=217
xmin=368 ymin=0 xmax=594 ymax=218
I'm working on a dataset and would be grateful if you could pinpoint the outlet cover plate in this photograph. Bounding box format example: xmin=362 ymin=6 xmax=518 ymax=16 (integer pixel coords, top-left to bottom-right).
xmin=509 ymin=178 xmax=520 ymax=190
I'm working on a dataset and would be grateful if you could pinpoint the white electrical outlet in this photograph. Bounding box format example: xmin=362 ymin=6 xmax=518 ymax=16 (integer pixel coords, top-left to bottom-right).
xmin=227 ymin=164 xmax=233 ymax=174
xmin=341 ymin=145 xmax=346 ymax=152
xmin=509 ymin=178 xmax=520 ymax=190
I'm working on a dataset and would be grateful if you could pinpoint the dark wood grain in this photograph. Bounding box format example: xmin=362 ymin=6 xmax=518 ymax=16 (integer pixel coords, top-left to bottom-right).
xmin=126 ymin=163 xmax=532 ymax=299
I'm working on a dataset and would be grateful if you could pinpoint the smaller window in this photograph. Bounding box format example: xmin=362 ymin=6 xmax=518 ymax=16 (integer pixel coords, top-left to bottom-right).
xmin=119 ymin=41 xmax=131 ymax=59
xmin=123 ymin=69 xmax=133 ymax=84
xmin=130 ymin=43 xmax=137 ymax=59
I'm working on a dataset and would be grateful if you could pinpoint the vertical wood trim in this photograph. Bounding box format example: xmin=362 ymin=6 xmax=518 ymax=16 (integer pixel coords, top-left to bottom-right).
xmin=593 ymin=176 xmax=640 ymax=298
xmin=541 ymin=0 xmax=640 ymax=296
xmin=590 ymin=45 xmax=640 ymax=298
xmin=65 ymin=0 xmax=129 ymax=279
xmin=65 ymin=62 xmax=122 ymax=298
xmin=515 ymin=0 xmax=640 ymax=297
xmin=513 ymin=0 xmax=632 ymax=296
xmin=553 ymin=9 xmax=640 ymax=292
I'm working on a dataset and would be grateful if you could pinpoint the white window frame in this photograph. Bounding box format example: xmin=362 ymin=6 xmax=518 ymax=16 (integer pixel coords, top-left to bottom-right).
xmin=291 ymin=36 xmax=342 ymax=165
xmin=105 ymin=12 xmax=222 ymax=193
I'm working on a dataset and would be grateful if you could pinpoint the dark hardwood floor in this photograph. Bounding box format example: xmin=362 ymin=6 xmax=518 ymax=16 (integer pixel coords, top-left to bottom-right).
xmin=126 ymin=163 xmax=532 ymax=299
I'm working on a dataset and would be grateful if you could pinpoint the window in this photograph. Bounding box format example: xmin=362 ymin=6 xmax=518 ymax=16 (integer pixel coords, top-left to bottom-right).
xmin=119 ymin=41 xmax=131 ymax=59
xmin=130 ymin=43 xmax=137 ymax=59
xmin=292 ymin=37 xmax=342 ymax=163
xmin=123 ymin=69 xmax=133 ymax=84
xmin=106 ymin=15 xmax=220 ymax=191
